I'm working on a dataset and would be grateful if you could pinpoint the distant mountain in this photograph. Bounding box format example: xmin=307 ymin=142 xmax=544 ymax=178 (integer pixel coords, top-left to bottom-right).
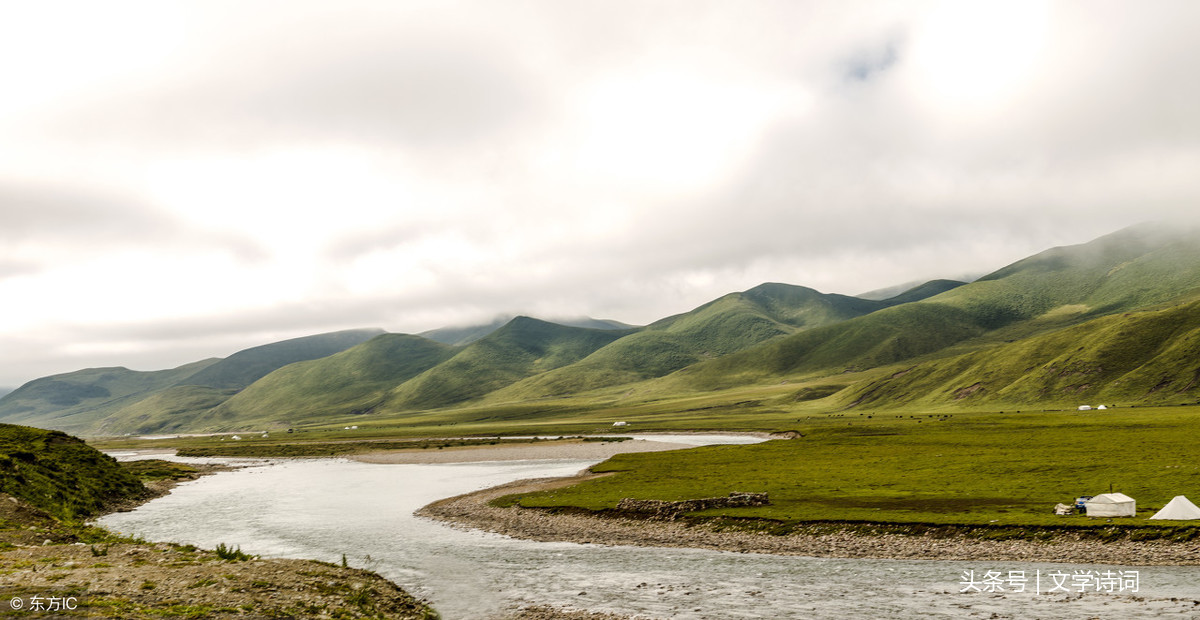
xmin=876 ymin=279 xmax=967 ymax=305
xmin=419 ymin=315 xmax=633 ymax=346
xmin=858 ymin=278 xmax=972 ymax=301
xmin=183 ymin=328 xmax=386 ymax=389
xmin=486 ymin=283 xmax=892 ymax=401
xmin=384 ymin=317 xmax=633 ymax=410
xmin=0 ymin=388 xmax=12 ymax=400
xmin=841 ymin=294 xmax=1200 ymax=409
xmin=668 ymin=223 xmax=1200 ymax=391
xmin=195 ymin=334 xmax=457 ymax=430
xmin=0 ymin=329 xmax=384 ymax=435
xmin=0 ymin=360 xmax=219 ymax=435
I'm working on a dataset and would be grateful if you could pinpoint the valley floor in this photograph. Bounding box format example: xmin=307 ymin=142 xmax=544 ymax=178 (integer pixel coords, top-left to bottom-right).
xmin=418 ymin=472 xmax=1200 ymax=567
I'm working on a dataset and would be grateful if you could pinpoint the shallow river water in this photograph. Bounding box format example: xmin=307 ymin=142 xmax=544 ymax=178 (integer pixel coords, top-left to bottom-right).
xmin=100 ymin=438 xmax=1200 ymax=619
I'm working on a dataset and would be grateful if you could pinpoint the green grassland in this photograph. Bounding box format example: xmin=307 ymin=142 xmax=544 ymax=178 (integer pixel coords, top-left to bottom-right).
xmin=171 ymin=436 xmax=620 ymax=458
xmin=503 ymin=405 xmax=1200 ymax=531
xmin=0 ymin=424 xmax=146 ymax=521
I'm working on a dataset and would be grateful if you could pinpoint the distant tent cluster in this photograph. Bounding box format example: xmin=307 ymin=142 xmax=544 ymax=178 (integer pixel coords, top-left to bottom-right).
xmin=1077 ymin=404 xmax=1109 ymax=411
xmin=1063 ymin=493 xmax=1200 ymax=520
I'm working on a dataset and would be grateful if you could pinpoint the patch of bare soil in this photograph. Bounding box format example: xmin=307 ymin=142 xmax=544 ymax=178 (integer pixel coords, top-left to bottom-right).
xmin=0 ymin=477 xmax=437 ymax=619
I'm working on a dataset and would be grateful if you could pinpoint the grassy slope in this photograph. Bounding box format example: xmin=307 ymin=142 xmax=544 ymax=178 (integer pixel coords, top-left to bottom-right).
xmin=509 ymin=406 xmax=1200 ymax=527
xmin=841 ymin=295 xmax=1200 ymax=409
xmin=484 ymin=283 xmax=892 ymax=401
xmin=420 ymin=315 xmax=632 ymax=346
xmin=0 ymin=423 xmax=145 ymax=521
xmin=0 ymin=361 xmax=218 ymax=435
xmin=194 ymin=334 xmax=457 ymax=429
xmin=0 ymin=330 xmax=384 ymax=436
xmin=180 ymin=328 xmax=386 ymax=390
xmin=666 ymin=224 xmax=1200 ymax=392
xmin=383 ymin=317 xmax=633 ymax=411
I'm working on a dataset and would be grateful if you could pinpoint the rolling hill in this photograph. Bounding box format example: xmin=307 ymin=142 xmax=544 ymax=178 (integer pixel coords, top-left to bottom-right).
xmin=194 ymin=333 xmax=457 ymax=429
xmin=840 ymin=295 xmax=1200 ymax=410
xmin=0 ymin=360 xmax=220 ymax=435
xmin=419 ymin=315 xmax=633 ymax=345
xmin=382 ymin=317 xmax=634 ymax=411
xmin=483 ymin=282 xmax=921 ymax=401
xmin=666 ymin=223 xmax=1200 ymax=392
xmin=0 ymin=329 xmax=384 ymax=435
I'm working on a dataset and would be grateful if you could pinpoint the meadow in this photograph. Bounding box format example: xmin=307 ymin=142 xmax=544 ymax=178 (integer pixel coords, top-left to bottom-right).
xmin=501 ymin=404 xmax=1200 ymax=534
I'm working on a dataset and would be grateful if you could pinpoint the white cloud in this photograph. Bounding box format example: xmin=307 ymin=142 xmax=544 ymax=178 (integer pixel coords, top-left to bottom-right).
xmin=1 ymin=0 xmax=1198 ymax=387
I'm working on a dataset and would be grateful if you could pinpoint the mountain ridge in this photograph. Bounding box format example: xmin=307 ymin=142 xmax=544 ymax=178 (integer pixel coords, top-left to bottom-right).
xmin=5 ymin=223 xmax=1200 ymax=434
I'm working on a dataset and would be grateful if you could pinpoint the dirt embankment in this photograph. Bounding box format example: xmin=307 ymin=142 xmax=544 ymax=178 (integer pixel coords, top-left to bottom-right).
xmin=0 ymin=467 xmax=438 ymax=619
xmin=419 ymin=474 xmax=1200 ymax=567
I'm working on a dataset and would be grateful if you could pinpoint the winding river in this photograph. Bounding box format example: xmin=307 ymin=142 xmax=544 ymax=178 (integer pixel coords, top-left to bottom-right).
xmin=100 ymin=436 xmax=1200 ymax=619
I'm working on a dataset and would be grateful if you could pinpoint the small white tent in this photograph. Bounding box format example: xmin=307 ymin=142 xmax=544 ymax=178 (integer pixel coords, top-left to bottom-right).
xmin=1085 ymin=493 xmax=1136 ymax=517
xmin=1149 ymin=496 xmax=1200 ymax=520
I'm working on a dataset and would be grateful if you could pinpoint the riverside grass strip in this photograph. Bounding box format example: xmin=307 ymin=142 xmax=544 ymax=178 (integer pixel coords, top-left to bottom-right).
xmin=174 ymin=436 xmax=629 ymax=458
xmin=503 ymin=405 xmax=1200 ymax=530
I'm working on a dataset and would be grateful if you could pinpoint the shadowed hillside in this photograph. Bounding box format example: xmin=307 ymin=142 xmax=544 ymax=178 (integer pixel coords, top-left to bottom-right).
xmin=484 ymin=282 xmax=927 ymax=401
xmin=181 ymin=328 xmax=385 ymax=389
xmin=841 ymin=295 xmax=1200 ymax=409
xmin=0 ymin=330 xmax=384 ymax=435
xmin=668 ymin=223 xmax=1200 ymax=391
xmin=0 ymin=361 xmax=219 ymax=435
xmin=419 ymin=315 xmax=633 ymax=346
xmin=383 ymin=317 xmax=633 ymax=411
xmin=194 ymin=334 xmax=457 ymax=429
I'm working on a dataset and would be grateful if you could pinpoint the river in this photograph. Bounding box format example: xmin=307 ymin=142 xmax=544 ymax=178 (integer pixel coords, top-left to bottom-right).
xmin=99 ymin=436 xmax=1200 ymax=619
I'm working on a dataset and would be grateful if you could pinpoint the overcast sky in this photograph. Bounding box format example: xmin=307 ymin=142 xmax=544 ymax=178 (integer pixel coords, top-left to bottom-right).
xmin=2 ymin=0 xmax=1199 ymax=388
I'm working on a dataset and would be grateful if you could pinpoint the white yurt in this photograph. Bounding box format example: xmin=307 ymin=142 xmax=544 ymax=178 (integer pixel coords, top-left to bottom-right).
xmin=1149 ymin=496 xmax=1200 ymax=520
xmin=1085 ymin=493 xmax=1136 ymax=517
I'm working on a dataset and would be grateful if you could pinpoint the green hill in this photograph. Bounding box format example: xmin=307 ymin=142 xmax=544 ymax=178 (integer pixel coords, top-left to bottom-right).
xmin=383 ymin=317 xmax=633 ymax=411
xmin=182 ymin=328 xmax=385 ymax=389
xmin=0 ymin=330 xmax=384 ymax=435
xmin=669 ymin=223 xmax=1200 ymax=392
xmin=193 ymin=334 xmax=457 ymax=429
xmin=485 ymin=283 xmax=907 ymax=401
xmin=840 ymin=295 xmax=1200 ymax=410
xmin=876 ymin=279 xmax=966 ymax=305
xmin=419 ymin=315 xmax=633 ymax=345
xmin=0 ymin=361 xmax=219 ymax=435
xmin=0 ymin=423 xmax=145 ymax=521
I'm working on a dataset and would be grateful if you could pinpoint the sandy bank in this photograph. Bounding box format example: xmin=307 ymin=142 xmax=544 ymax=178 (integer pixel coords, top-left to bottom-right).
xmin=349 ymin=439 xmax=690 ymax=464
xmin=418 ymin=474 xmax=1200 ymax=567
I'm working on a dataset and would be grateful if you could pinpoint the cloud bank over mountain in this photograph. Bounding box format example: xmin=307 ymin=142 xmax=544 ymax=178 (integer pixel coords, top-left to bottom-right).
xmin=2 ymin=1 xmax=1199 ymax=387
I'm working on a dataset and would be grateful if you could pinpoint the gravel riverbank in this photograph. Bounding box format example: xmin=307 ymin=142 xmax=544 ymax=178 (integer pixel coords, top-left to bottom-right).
xmin=418 ymin=473 xmax=1200 ymax=567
